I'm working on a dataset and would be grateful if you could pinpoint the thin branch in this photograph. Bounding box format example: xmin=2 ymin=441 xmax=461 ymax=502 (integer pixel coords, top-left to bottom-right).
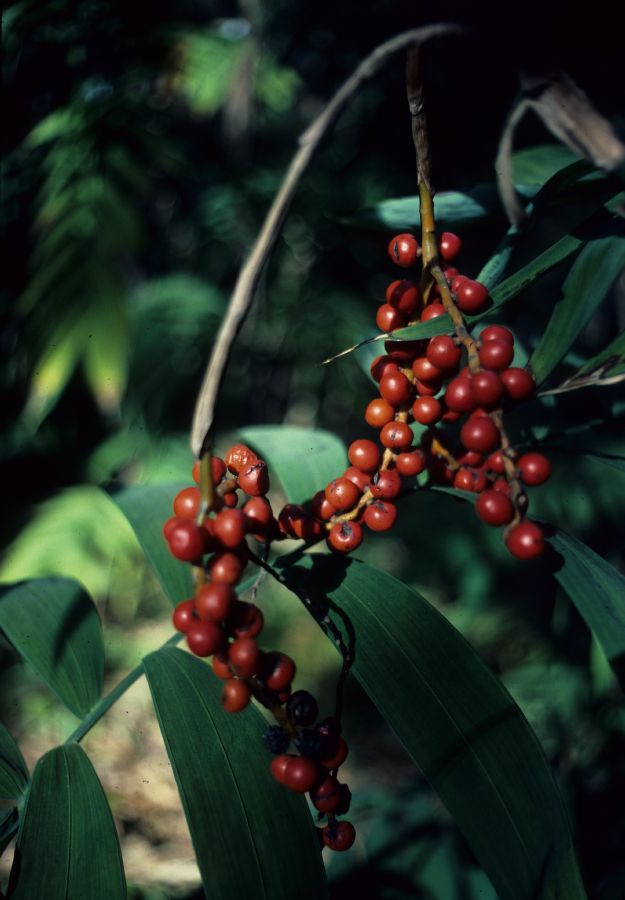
xmin=190 ymin=24 xmax=466 ymax=456
xmin=495 ymin=97 xmax=531 ymax=228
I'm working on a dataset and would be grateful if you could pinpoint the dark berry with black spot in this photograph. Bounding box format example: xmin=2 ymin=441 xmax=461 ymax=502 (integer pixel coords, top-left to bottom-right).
xmin=287 ymin=690 xmax=319 ymax=727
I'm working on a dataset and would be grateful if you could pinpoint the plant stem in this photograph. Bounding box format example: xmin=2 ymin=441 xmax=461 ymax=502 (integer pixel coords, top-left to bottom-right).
xmin=65 ymin=633 xmax=183 ymax=745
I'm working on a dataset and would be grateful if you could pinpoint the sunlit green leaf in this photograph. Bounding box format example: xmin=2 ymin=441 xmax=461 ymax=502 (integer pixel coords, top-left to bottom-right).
xmin=144 ymin=646 xmax=328 ymax=900
xmin=8 ymin=743 xmax=126 ymax=899
xmin=177 ymin=30 xmax=249 ymax=115
xmin=0 ymin=578 xmax=103 ymax=717
xmin=278 ymin=554 xmax=586 ymax=900
xmin=237 ymin=426 xmax=346 ymax=504
xmin=0 ymin=723 xmax=28 ymax=801
xmin=82 ymin=292 xmax=130 ymax=414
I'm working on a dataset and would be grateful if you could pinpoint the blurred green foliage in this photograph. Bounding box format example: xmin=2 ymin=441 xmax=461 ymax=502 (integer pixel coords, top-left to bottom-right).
xmin=2 ymin=0 xmax=625 ymax=897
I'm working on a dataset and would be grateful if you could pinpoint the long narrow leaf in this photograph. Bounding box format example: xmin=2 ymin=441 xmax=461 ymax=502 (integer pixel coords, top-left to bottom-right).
xmin=0 ymin=724 xmax=28 ymax=801
xmin=144 ymin=646 xmax=328 ymax=900
xmin=8 ymin=743 xmax=126 ymax=899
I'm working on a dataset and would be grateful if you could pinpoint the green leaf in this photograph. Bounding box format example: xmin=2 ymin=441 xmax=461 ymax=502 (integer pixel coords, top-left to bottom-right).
xmin=551 ymin=529 xmax=625 ymax=692
xmin=8 ymin=743 xmax=126 ymax=899
xmin=279 ymin=555 xmax=586 ymax=900
xmin=576 ymin=328 xmax=625 ymax=378
xmin=510 ymin=145 xmax=581 ymax=185
xmin=0 ymin=723 xmax=28 ymax=801
xmin=177 ymin=30 xmax=249 ymax=115
xmin=528 ymin=234 xmax=625 ymax=384
xmin=82 ymin=292 xmax=130 ymax=415
xmin=0 ymin=578 xmax=103 ymax=717
xmin=237 ymin=426 xmax=346 ymax=504
xmin=143 ymin=646 xmax=328 ymax=900
xmin=106 ymin=484 xmax=193 ymax=607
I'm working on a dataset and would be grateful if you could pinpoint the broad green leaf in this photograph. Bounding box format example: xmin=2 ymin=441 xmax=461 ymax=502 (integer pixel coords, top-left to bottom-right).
xmin=582 ymin=454 xmax=625 ymax=473
xmin=0 ymin=807 xmax=19 ymax=857
xmin=551 ymin=529 xmax=625 ymax=692
xmin=106 ymin=484 xmax=193 ymax=606
xmin=143 ymin=646 xmax=328 ymax=900
xmin=0 ymin=723 xmax=28 ymax=800
xmin=528 ymin=235 xmax=625 ymax=384
xmin=238 ymin=426 xmax=346 ymax=504
xmin=22 ymin=315 xmax=86 ymax=427
xmin=8 ymin=743 xmax=126 ymax=899
xmin=177 ymin=30 xmax=249 ymax=115
xmin=0 ymin=578 xmax=103 ymax=717
xmin=510 ymin=145 xmax=581 ymax=185
xmin=25 ymin=107 xmax=83 ymax=147
xmin=279 ymin=555 xmax=585 ymax=900
xmin=576 ymin=328 xmax=625 ymax=378
xmin=82 ymin=292 xmax=130 ymax=415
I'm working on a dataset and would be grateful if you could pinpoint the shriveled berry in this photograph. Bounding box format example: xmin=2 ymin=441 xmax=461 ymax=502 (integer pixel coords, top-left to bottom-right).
xmin=167 ymin=519 xmax=206 ymax=562
xmin=379 ymin=371 xmax=412 ymax=406
xmin=500 ymin=367 xmax=535 ymax=401
xmin=388 ymin=233 xmax=419 ymax=267
xmin=325 ymin=478 xmax=360 ymax=513
xmin=479 ymin=340 xmax=514 ymax=371
xmin=322 ymin=820 xmax=356 ymax=852
xmin=228 ymin=637 xmax=260 ymax=678
xmin=455 ymin=279 xmax=489 ymax=314
xmin=213 ymin=508 xmax=246 ymax=549
xmin=186 ymin=620 xmax=225 ymax=657
xmin=225 ymin=443 xmax=259 ymax=475
xmin=287 ymin=690 xmax=319 ymax=727
xmin=221 ymin=678 xmax=251 ymax=713
xmin=172 ymin=599 xmax=196 ymax=633
xmin=380 ymin=421 xmax=413 ymax=451
xmin=363 ymin=499 xmax=397 ymax=531
xmin=427 ymin=334 xmax=461 ymax=371
xmin=439 ymin=231 xmax=462 ymax=261
xmin=395 ymin=449 xmax=426 ymax=476
xmin=385 ymin=279 xmax=420 ymax=315
xmin=370 ymin=468 xmax=402 ymax=499
xmin=376 ymin=304 xmax=407 ymax=332
xmin=196 ymin=582 xmax=235 ymax=621
xmin=348 ymin=439 xmax=381 ymax=474
xmin=365 ymin=398 xmax=395 ymax=428
xmin=517 ymin=453 xmax=551 ymax=486
xmin=238 ymin=460 xmax=269 ymax=496
xmin=460 ymin=417 xmax=500 ymax=453
xmin=476 ymin=490 xmax=514 ymax=526
xmin=505 ymin=520 xmax=545 ymax=560
xmin=328 ymin=521 xmax=363 ymax=553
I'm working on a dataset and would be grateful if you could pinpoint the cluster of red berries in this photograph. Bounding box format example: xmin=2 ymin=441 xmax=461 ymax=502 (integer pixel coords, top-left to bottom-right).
xmin=275 ymin=230 xmax=551 ymax=560
xmin=163 ymin=446 xmax=356 ymax=851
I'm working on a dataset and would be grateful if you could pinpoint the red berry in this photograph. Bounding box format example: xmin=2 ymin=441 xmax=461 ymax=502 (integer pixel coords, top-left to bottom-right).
xmin=414 ymin=376 xmax=442 ymax=397
xmin=517 ymin=453 xmax=551 ymax=486
xmin=221 ymin=678 xmax=251 ymax=713
xmin=439 ymin=231 xmax=462 ymax=261
xmin=370 ymin=468 xmax=402 ymax=499
xmin=163 ymin=516 xmax=179 ymax=541
xmin=460 ymin=417 xmax=500 ymax=453
xmin=228 ymin=600 xmax=265 ymax=639
xmin=380 ymin=421 xmax=413 ymax=451
xmin=282 ymin=756 xmax=319 ymax=793
xmin=325 ymin=478 xmax=360 ymax=513
xmin=167 ymin=519 xmax=206 ymax=562
xmin=312 ymin=490 xmax=336 ymax=521
xmin=456 ymin=451 xmax=484 ymax=468
xmin=228 ymin=637 xmax=260 ymax=678
xmin=388 ymin=233 xmax=419 ymax=267
xmin=310 ymin=775 xmax=342 ymax=813
xmin=453 ymin=467 xmax=488 ymax=493
xmin=476 ymin=490 xmax=514 ymax=526
xmin=172 ymin=599 xmax=196 ymax=633
xmin=500 ymin=367 xmax=535 ymax=401
xmin=186 ymin=620 xmax=225 ymax=657
xmin=213 ymin=508 xmax=247 ymax=549
xmin=385 ymin=279 xmax=420 ymax=315
xmin=343 ymin=466 xmax=371 ymax=492
xmin=412 ymin=396 xmax=442 ymax=425
xmin=411 ymin=356 xmax=442 ymax=383
xmin=223 ymin=492 xmax=238 ymax=508
xmin=243 ymin=496 xmax=273 ymax=533
xmin=225 ymin=444 xmax=259 ymax=475
xmin=192 ymin=456 xmax=227 ymax=485
xmin=379 ymin=371 xmax=412 ymax=406
xmin=421 ymin=302 xmax=446 ymax=321
xmin=278 ymin=504 xmax=324 ymax=540
xmin=173 ymin=486 xmax=201 ymax=519
xmin=480 ymin=325 xmax=514 ymax=345
xmin=376 ymin=304 xmax=407 ymax=332
xmin=493 ymin=478 xmax=511 ymax=496
xmin=238 ymin=460 xmax=269 ymax=496
xmin=471 ymin=370 xmax=504 ymax=407
xmin=363 ymin=500 xmax=397 ymax=531
xmin=486 ymin=450 xmax=506 ymax=473
xmin=259 ymin=652 xmax=296 ymax=691
xmin=365 ymin=398 xmax=395 ymax=428
xmin=370 ymin=355 xmax=399 ymax=382
xmin=328 ymin=521 xmax=363 ymax=553
xmin=322 ymin=820 xmax=356 ymax=852
xmin=320 ymin=736 xmax=349 ymax=770
xmin=384 ymin=339 xmax=424 ymax=362
xmin=444 ymin=377 xmax=475 ymax=413
xmin=479 ymin=340 xmax=514 ymax=371
xmin=270 ymin=754 xmax=291 ymax=785
xmin=196 ymin=582 xmax=235 ymax=621
xmin=505 ymin=520 xmax=546 ymax=560
xmin=210 ymin=550 xmax=246 ymax=584
xmin=212 ymin=651 xmax=231 ymax=680
xmin=348 ymin=439 xmax=381 ymax=474
xmin=455 ymin=280 xmax=489 ymax=314
xmin=395 ymin=449 xmax=426 ymax=476
xmin=426 ymin=335 xmax=461 ymax=371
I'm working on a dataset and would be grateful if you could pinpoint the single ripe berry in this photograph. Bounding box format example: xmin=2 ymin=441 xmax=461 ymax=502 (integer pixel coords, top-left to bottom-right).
xmin=439 ymin=231 xmax=462 ymax=261
xmin=476 ymin=490 xmax=514 ymax=526
xmin=505 ymin=520 xmax=546 ymax=560
xmin=310 ymin=775 xmax=341 ymax=813
xmin=426 ymin=334 xmax=461 ymax=371
xmin=480 ymin=325 xmax=514 ymax=345
xmin=365 ymin=397 xmax=395 ymax=428
xmin=228 ymin=600 xmax=265 ymax=638
xmin=223 ymin=492 xmax=238 ymax=508
xmin=460 ymin=417 xmax=500 ymax=453
xmin=379 ymin=371 xmax=412 ymax=406
xmin=517 ymin=453 xmax=551 ymax=486
xmin=172 ymin=599 xmax=196 ymax=633
xmin=322 ymin=821 xmax=356 ymax=852
xmin=444 ymin=377 xmax=475 ymax=413
xmin=479 ymin=340 xmax=514 ymax=371
xmin=370 ymin=468 xmax=402 ymax=499
xmin=414 ymin=376 xmax=442 ymax=397
xmin=344 ymin=466 xmax=371 ymax=493
xmin=238 ymin=460 xmax=269 ymax=496
xmin=260 ymin=652 xmax=296 ymax=691
xmin=221 ymin=679 xmax=251 ymax=713
xmin=186 ymin=620 xmax=225 ymax=657
xmin=492 ymin=478 xmax=511 ymax=496
xmin=348 ymin=439 xmax=381 ymax=474
xmin=287 ymin=690 xmax=319 ymax=726
xmin=210 ymin=550 xmax=246 ymax=584
xmin=421 ymin=302 xmax=446 ymax=321
xmin=471 ymin=370 xmax=504 ymax=407
xmin=212 ymin=651 xmax=231 ymax=680
xmin=500 ymin=367 xmax=535 ymax=401
xmin=453 ymin=467 xmax=488 ymax=493
xmin=243 ymin=496 xmax=273 ymax=534
xmin=487 ymin=450 xmax=507 ymax=474
xmin=334 ymin=784 xmax=352 ymax=816
xmin=282 ymin=756 xmax=320 ymax=793
xmin=312 ymin=490 xmax=337 ymax=521
xmin=195 ymin=582 xmax=235 ymax=621
xmin=270 ymin=754 xmax=291 ymax=785
xmin=388 ymin=233 xmax=419 ymax=267
xmin=370 ymin=355 xmax=399 ymax=382
xmin=454 ymin=279 xmax=489 ymax=314
xmin=228 ymin=637 xmax=260 ymax=678
xmin=457 ymin=450 xmax=484 ymax=468
xmin=167 ymin=519 xmax=206 ymax=562
xmin=411 ymin=356 xmax=442 ymax=383
xmin=395 ymin=449 xmax=426 ymax=477
xmin=412 ymin=396 xmax=442 ymax=425
xmin=173 ymin=486 xmax=201 ymax=519
xmin=376 ymin=304 xmax=407 ymax=332
xmin=192 ymin=456 xmax=227 ymax=485
xmin=384 ymin=339 xmax=423 ymax=362
xmin=320 ymin=736 xmax=349 ymax=770
xmin=328 ymin=521 xmax=363 ymax=553
xmin=213 ymin=508 xmax=247 ymax=549
xmin=325 ymin=478 xmax=360 ymax=512
xmin=379 ymin=421 xmax=413 ymax=451
xmin=385 ymin=279 xmax=420 ymax=315
xmin=363 ymin=499 xmax=397 ymax=531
